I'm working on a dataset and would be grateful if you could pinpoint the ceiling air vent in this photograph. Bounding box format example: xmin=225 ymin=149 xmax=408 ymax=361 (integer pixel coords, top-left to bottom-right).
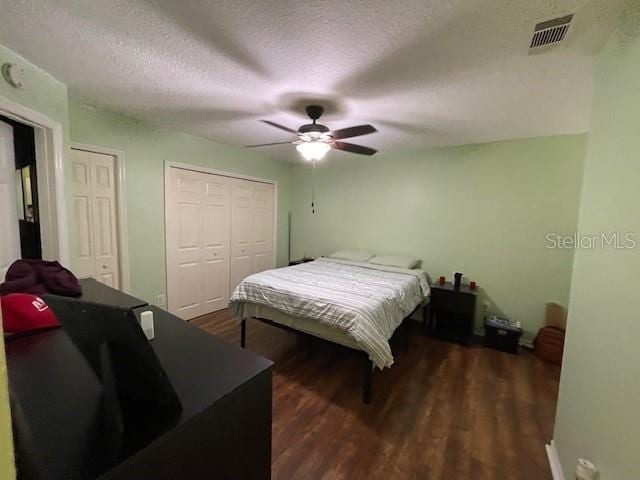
xmin=529 ymin=14 xmax=573 ymax=53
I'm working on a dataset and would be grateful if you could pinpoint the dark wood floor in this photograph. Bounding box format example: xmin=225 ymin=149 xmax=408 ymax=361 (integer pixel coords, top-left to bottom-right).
xmin=191 ymin=310 xmax=560 ymax=480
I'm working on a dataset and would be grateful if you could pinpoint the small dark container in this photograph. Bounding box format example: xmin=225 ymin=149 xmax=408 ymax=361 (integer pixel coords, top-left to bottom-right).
xmin=485 ymin=316 xmax=522 ymax=354
xmin=453 ymin=272 xmax=463 ymax=289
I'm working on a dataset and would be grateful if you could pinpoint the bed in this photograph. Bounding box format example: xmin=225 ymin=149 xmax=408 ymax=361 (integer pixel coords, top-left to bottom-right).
xmin=229 ymin=257 xmax=430 ymax=403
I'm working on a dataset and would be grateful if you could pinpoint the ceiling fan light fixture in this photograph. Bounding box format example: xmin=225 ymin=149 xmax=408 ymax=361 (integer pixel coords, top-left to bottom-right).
xmin=296 ymin=141 xmax=331 ymax=161
xmin=247 ymin=105 xmax=377 ymax=158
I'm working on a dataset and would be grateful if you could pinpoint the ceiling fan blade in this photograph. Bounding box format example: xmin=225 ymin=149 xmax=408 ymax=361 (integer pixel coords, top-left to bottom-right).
xmin=332 ymin=141 xmax=377 ymax=156
xmin=260 ymin=120 xmax=298 ymax=134
xmin=245 ymin=141 xmax=293 ymax=148
xmin=331 ymin=124 xmax=377 ymax=140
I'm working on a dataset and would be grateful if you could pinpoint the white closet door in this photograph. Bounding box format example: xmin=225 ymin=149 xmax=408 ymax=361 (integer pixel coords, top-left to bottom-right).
xmin=230 ymin=178 xmax=254 ymax=294
xmin=0 ymin=121 xmax=20 ymax=281
xmin=88 ymin=152 xmax=119 ymax=288
xmin=167 ymin=168 xmax=204 ymax=319
xmin=252 ymin=182 xmax=275 ymax=274
xmin=201 ymin=174 xmax=231 ymax=313
xmin=166 ymin=168 xmax=274 ymax=318
xmin=166 ymin=168 xmax=232 ymax=319
xmin=71 ymin=150 xmax=94 ymax=279
xmin=70 ymin=149 xmax=119 ymax=289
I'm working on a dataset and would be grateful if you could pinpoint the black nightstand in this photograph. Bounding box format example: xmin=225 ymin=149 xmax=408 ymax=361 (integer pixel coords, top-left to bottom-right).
xmin=429 ymin=282 xmax=478 ymax=345
xmin=288 ymin=257 xmax=314 ymax=266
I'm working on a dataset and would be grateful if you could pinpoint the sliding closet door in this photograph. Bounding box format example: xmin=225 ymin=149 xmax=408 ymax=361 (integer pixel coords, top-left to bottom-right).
xmin=166 ymin=167 xmax=231 ymax=320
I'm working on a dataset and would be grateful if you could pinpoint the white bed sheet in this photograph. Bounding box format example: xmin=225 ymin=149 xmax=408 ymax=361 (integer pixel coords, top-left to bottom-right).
xmin=230 ymin=258 xmax=430 ymax=369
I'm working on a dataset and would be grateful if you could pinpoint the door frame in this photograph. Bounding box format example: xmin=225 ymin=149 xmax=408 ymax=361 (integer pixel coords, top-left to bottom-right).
xmin=0 ymin=94 xmax=69 ymax=265
xmin=164 ymin=161 xmax=278 ymax=311
xmin=71 ymin=143 xmax=131 ymax=292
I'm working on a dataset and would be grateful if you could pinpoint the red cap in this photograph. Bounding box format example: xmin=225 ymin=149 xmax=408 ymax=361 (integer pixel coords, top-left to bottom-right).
xmin=1 ymin=294 xmax=60 ymax=335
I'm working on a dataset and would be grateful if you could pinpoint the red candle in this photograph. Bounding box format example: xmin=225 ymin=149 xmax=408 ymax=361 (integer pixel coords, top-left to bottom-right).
xmin=439 ymin=276 xmax=446 ymax=285
xmin=470 ymin=281 xmax=477 ymax=290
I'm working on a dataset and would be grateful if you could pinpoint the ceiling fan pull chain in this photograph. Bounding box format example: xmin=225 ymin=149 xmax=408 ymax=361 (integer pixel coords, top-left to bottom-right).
xmin=311 ymin=160 xmax=316 ymax=214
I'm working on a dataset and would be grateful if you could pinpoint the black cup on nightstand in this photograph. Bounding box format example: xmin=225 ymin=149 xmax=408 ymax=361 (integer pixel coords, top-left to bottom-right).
xmin=453 ymin=272 xmax=463 ymax=289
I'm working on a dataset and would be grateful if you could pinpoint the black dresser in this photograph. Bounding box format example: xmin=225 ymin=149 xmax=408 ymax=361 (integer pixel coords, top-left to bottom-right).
xmin=6 ymin=283 xmax=273 ymax=480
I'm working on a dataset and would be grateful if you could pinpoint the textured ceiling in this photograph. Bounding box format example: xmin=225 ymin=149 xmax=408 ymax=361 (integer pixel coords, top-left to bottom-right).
xmin=0 ymin=0 xmax=627 ymax=161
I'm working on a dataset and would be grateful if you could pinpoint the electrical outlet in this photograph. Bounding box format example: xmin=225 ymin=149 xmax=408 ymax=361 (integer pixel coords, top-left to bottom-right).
xmin=483 ymin=300 xmax=491 ymax=311
xmin=156 ymin=293 xmax=166 ymax=307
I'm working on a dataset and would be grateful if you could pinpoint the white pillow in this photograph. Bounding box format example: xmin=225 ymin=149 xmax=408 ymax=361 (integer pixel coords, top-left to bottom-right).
xmin=368 ymin=255 xmax=420 ymax=269
xmin=328 ymin=250 xmax=375 ymax=262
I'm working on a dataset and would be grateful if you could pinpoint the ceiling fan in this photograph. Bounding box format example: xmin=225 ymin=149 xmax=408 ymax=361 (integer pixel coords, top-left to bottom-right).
xmin=245 ymin=105 xmax=378 ymax=161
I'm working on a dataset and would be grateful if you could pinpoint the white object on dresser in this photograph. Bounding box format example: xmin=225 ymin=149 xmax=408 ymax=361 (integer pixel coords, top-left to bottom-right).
xmin=140 ymin=310 xmax=154 ymax=340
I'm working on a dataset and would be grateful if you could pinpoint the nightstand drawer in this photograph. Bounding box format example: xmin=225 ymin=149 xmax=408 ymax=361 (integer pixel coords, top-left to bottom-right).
xmin=431 ymin=290 xmax=476 ymax=314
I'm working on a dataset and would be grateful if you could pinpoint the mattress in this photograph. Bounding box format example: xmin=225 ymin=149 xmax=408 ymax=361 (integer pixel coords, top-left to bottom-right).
xmin=229 ymin=258 xmax=430 ymax=369
xmin=235 ymin=302 xmax=361 ymax=350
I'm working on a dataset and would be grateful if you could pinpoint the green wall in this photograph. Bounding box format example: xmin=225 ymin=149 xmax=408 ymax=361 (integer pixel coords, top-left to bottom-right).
xmin=68 ymin=102 xmax=292 ymax=304
xmin=553 ymin=9 xmax=640 ymax=478
xmin=290 ymin=135 xmax=587 ymax=339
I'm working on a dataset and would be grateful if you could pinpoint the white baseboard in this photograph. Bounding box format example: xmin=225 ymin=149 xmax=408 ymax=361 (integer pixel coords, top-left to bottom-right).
xmin=546 ymin=440 xmax=565 ymax=480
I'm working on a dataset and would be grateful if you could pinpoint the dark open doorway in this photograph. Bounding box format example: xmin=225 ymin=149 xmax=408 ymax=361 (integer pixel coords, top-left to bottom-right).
xmin=0 ymin=114 xmax=42 ymax=259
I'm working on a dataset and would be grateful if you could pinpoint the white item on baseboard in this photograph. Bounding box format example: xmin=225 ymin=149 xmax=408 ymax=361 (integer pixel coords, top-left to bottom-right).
xmin=140 ymin=310 xmax=154 ymax=340
xmin=546 ymin=440 xmax=566 ymax=480
xmin=575 ymin=459 xmax=598 ymax=480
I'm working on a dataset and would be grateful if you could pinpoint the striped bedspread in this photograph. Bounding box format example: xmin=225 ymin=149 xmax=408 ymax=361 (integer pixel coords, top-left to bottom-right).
xmin=229 ymin=258 xmax=429 ymax=369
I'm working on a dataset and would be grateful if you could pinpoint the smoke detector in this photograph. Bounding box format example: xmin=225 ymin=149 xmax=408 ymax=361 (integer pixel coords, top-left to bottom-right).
xmin=2 ymin=63 xmax=25 ymax=89
xmin=529 ymin=14 xmax=574 ymax=54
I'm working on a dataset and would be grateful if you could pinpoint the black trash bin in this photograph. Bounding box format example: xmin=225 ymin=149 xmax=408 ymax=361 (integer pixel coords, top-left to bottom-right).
xmin=485 ymin=316 xmax=523 ymax=354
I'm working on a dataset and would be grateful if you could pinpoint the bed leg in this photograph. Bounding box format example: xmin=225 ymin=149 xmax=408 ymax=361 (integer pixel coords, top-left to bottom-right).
xmin=306 ymin=334 xmax=313 ymax=359
xmin=363 ymin=356 xmax=373 ymax=404
xmin=240 ymin=319 xmax=246 ymax=348
xmin=403 ymin=321 xmax=410 ymax=353
xmin=423 ymin=302 xmax=429 ymax=330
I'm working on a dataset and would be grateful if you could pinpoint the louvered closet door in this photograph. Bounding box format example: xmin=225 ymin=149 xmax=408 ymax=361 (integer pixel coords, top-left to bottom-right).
xmin=166 ymin=168 xmax=231 ymax=319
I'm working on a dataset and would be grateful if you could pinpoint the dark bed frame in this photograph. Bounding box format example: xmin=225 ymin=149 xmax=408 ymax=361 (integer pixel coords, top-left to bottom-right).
xmin=239 ymin=304 xmax=427 ymax=404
